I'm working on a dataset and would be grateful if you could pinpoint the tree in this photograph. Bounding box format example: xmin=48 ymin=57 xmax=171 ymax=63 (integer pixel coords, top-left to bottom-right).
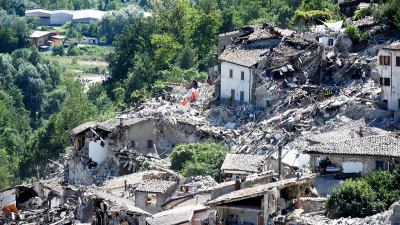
xmin=291 ymin=0 xmax=341 ymax=28
xmin=98 ymin=5 xmax=147 ymax=43
xmin=0 ymin=149 xmax=12 ymax=190
xmin=107 ymin=17 xmax=155 ymax=86
xmin=21 ymin=79 xmax=96 ymax=178
xmin=170 ymin=142 xmax=229 ymax=180
xmin=0 ymin=13 xmax=31 ymax=53
xmin=326 ymin=179 xmax=385 ymax=218
xmin=361 ymin=170 xmax=400 ymax=209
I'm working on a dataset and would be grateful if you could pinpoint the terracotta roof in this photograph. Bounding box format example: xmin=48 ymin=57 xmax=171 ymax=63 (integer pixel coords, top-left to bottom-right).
xmin=305 ymin=135 xmax=400 ymax=157
xmin=206 ymin=175 xmax=314 ymax=206
xmin=221 ymin=154 xmax=265 ymax=174
xmin=219 ymin=47 xmax=268 ymax=67
xmin=135 ymin=180 xmax=176 ymax=193
xmin=30 ymin=31 xmax=54 ymax=38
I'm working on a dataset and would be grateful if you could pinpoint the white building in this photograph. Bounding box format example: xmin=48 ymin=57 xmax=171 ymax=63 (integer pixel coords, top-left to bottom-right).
xmin=72 ymin=9 xmax=106 ymax=25
xmin=377 ymin=43 xmax=400 ymax=110
xmin=50 ymin=10 xmax=74 ymax=25
xmin=218 ymin=48 xmax=266 ymax=104
xmin=26 ymin=9 xmax=106 ymax=26
xmin=26 ymin=9 xmax=52 ymax=25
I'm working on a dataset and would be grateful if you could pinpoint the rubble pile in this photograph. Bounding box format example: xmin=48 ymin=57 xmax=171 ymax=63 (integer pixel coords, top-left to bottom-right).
xmin=290 ymin=201 xmax=400 ymax=225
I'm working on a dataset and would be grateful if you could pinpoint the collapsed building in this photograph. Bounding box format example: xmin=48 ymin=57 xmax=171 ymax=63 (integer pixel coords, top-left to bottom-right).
xmin=215 ymin=24 xmax=322 ymax=107
xmin=4 ymin=20 xmax=400 ymax=224
xmin=67 ymin=111 xmax=228 ymax=185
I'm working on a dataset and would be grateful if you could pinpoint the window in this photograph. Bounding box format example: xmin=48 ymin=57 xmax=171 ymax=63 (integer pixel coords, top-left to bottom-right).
xmin=396 ymin=56 xmax=400 ymax=66
xmin=384 ymin=77 xmax=390 ymax=86
xmin=230 ymin=89 xmax=235 ymax=100
xmin=376 ymin=160 xmax=384 ymax=170
xmin=147 ymin=140 xmax=154 ymax=148
xmin=379 ymin=55 xmax=391 ymax=65
xmin=328 ymin=39 xmax=334 ymax=46
xmin=383 ymin=99 xmax=388 ymax=110
xmin=240 ymin=91 xmax=244 ymax=103
xmin=131 ymin=140 xmax=135 ymax=148
xmin=398 ymin=99 xmax=400 ymax=109
xmin=241 ymin=71 xmax=245 ymax=80
xmin=229 ymin=69 xmax=233 ymax=78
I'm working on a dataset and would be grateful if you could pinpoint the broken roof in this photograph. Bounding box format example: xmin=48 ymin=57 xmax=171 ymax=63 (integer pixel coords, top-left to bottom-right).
xmin=70 ymin=121 xmax=98 ymax=138
xmin=305 ymin=135 xmax=400 ymax=158
xmin=383 ymin=42 xmax=400 ymax=51
xmin=146 ymin=205 xmax=206 ymax=225
xmin=102 ymin=170 xmax=164 ymax=190
xmin=219 ymin=47 xmax=268 ymax=67
xmin=135 ymin=179 xmax=176 ymax=193
xmin=207 ymin=175 xmax=314 ymax=206
xmin=221 ymin=153 xmax=265 ymax=174
xmin=89 ymin=188 xmax=151 ymax=215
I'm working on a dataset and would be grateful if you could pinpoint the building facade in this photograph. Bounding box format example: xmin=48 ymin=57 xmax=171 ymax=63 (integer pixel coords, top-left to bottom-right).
xmin=220 ymin=61 xmax=254 ymax=104
xmin=378 ymin=44 xmax=400 ymax=110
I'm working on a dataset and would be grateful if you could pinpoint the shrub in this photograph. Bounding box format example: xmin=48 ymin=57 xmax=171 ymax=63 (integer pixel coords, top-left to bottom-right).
xmin=52 ymin=46 xmax=64 ymax=56
xmin=170 ymin=142 xmax=229 ymax=181
xmin=67 ymin=44 xmax=80 ymax=56
xmin=353 ymin=7 xmax=372 ymax=20
xmin=326 ymin=179 xmax=385 ymax=218
xmin=345 ymin=25 xmax=362 ymax=43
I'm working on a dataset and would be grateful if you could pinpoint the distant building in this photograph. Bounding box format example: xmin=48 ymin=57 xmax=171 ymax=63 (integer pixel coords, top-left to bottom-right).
xmin=80 ymin=36 xmax=100 ymax=45
xmin=378 ymin=43 xmax=400 ymax=110
xmin=72 ymin=9 xmax=106 ymax=25
xmin=26 ymin=9 xmax=106 ymax=26
xmin=30 ymin=31 xmax=64 ymax=51
xmin=50 ymin=10 xmax=74 ymax=26
xmin=25 ymin=9 xmax=52 ymax=25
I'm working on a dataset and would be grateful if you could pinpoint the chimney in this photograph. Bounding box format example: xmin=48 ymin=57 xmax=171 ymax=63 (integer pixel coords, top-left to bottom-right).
xmin=235 ymin=176 xmax=241 ymax=190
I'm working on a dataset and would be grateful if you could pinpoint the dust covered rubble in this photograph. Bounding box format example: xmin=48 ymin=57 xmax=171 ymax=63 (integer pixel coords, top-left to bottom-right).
xmin=289 ymin=201 xmax=400 ymax=225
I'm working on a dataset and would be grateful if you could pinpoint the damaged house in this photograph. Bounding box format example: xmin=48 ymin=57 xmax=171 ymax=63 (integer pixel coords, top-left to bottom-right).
xmin=206 ymin=175 xmax=315 ymax=225
xmin=134 ymin=179 xmax=177 ymax=213
xmin=304 ymin=121 xmax=400 ymax=175
xmin=67 ymin=115 xmax=222 ymax=185
xmin=308 ymin=21 xmax=344 ymax=48
xmin=215 ymin=24 xmax=322 ymax=108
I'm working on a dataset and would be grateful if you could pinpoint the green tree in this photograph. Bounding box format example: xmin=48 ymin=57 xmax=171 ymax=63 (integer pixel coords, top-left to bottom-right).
xmin=326 ymin=179 xmax=385 ymax=218
xmin=107 ymin=17 xmax=155 ymax=86
xmin=0 ymin=149 xmax=12 ymax=190
xmin=361 ymin=170 xmax=400 ymax=209
xmin=21 ymin=79 xmax=96 ymax=178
